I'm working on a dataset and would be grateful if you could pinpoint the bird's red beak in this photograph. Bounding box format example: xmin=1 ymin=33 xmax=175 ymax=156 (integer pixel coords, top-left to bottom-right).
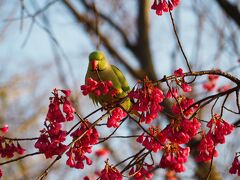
xmin=92 ymin=60 xmax=98 ymax=70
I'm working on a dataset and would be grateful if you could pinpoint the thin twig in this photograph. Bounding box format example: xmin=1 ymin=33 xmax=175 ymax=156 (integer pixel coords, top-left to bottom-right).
xmin=0 ymin=152 xmax=41 ymax=166
xmin=21 ymin=19 xmax=35 ymax=47
xmin=211 ymin=97 xmax=219 ymax=117
xmin=206 ymin=143 xmax=216 ymax=179
xmin=185 ymin=86 xmax=239 ymax=113
xmin=224 ymin=106 xmax=240 ymax=114
xmin=220 ymin=94 xmax=229 ymax=117
xmin=130 ymin=115 xmax=164 ymax=146
xmin=20 ymin=0 xmax=24 ymax=31
xmin=236 ymin=90 xmax=240 ymax=113
xmin=169 ymin=11 xmax=192 ymax=72
xmin=91 ymin=0 xmax=101 ymax=49
xmin=114 ymin=148 xmax=145 ymax=168
xmin=97 ymin=117 xmax=128 ymax=144
xmin=3 ymin=137 xmax=39 ymax=141
xmin=164 ymin=75 xmax=185 ymax=119
xmin=67 ymin=107 xmax=102 ymax=135
xmin=81 ymin=0 xmax=130 ymax=47
xmin=121 ymin=150 xmax=151 ymax=175
xmin=99 ymin=135 xmax=140 ymax=140
xmin=158 ymin=69 xmax=240 ymax=85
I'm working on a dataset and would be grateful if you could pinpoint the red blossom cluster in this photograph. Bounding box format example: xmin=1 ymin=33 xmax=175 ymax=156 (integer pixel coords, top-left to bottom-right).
xmin=203 ymin=74 xmax=219 ymax=92
xmin=137 ymin=126 xmax=165 ymax=152
xmin=171 ymin=96 xmax=198 ymax=118
xmin=151 ymin=0 xmax=180 ymax=16
xmin=229 ymin=155 xmax=240 ymax=176
xmin=0 ymin=139 xmax=25 ymax=177
xmin=173 ymin=68 xmax=184 ymax=77
xmin=166 ymin=68 xmax=192 ymax=99
xmin=35 ymin=89 xmax=75 ymax=158
xmin=47 ymin=89 xmax=75 ymax=123
xmin=196 ymin=114 xmax=234 ymax=162
xmin=0 ymin=139 xmax=25 ymax=158
xmin=0 ymin=125 xmax=25 ymax=178
xmin=84 ymin=172 xmax=100 ymax=180
xmin=129 ymin=163 xmax=154 ymax=180
xmin=107 ymin=107 xmax=127 ymax=128
xmin=174 ymin=68 xmax=192 ymax=93
xmin=217 ymin=84 xmax=232 ymax=93
xmin=66 ymin=121 xmax=99 ymax=169
xmin=203 ymin=74 xmax=232 ymax=93
xmin=166 ymin=68 xmax=198 ymax=118
xmin=134 ymin=70 xmax=201 ymax=173
xmin=160 ymin=143 xmax=190 ymax=172
xmin=0 ymin=125 xmax=8 ymax=135
xmin=166 ymin=87 xmax=178 ymax=98
xmin=162 ymin=117 xmax=201 ymax=144
xmin=95 ymin=148 xmax=109 ymax=157
xmin=81 ymin=78 xmax=117 ymax=97
xmin=129 ymin=78 xmax=164 ymax=124
xmin=207 ymin=114 xmax=234 ymax=144
xmin=35 ymin=123 xmax=68 ymax=158
xmin=195 ymin=133 xmax=218 ymax=162
xmin=99 ymin=161 xmax=122 ymax=180
xmin=137 ymin=124 xmax=192 ymax=172
xmin=0 ymin=125 xmax=25 ymax=159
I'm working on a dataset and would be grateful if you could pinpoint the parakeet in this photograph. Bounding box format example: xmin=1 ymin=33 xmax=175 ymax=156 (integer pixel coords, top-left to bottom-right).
xmin=85 ymin=51 xmax=132 ymax=112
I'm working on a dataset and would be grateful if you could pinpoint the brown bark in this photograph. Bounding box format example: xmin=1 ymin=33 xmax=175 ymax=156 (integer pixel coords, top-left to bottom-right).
xmin=215 ymin=0 xmax=240 ymax=28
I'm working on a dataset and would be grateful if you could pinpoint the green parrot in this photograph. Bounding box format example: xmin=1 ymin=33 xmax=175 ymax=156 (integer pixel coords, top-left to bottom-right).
xmin=85 ymin=51 xmax=132 ymax=112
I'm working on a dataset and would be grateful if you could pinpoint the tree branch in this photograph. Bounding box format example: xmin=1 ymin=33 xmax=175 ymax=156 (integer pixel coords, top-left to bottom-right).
xmin=132 ymin=0 xmax=157 ymax=80
xmin=215 ymin=0 xmax=240 ymax=28
xmin=81 ymin=0 xmax=133 ymax=50
xmin=62 ymin=0 xmax=143 ymax=80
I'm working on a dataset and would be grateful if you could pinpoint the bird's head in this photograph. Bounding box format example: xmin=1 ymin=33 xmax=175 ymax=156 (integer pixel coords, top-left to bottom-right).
xmin=89 ymin=51 xmax=107 ymax=71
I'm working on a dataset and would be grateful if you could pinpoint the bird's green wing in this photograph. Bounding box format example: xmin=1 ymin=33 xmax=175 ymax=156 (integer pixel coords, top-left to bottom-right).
xmin=86 ymin=51 xmax=131 ymax=110
xmin=111 ymin=64 xmax=132 ymax=111
xmin=111 ymin=65 xmax=130 ymax=93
